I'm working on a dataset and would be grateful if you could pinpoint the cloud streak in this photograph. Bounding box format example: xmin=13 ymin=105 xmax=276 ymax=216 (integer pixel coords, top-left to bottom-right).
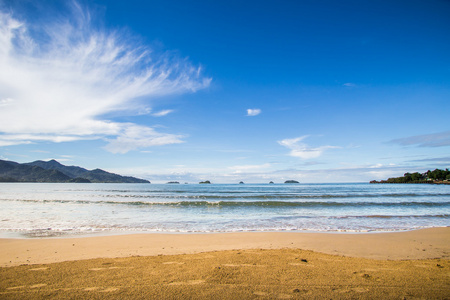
xmin=408 ymin=156 xmax=450 ymax=163
xmin=152 ymin=109 xmax=174 ymax=117
xmin=0 ymin=3 xmax=210 ymax=153
xmin=389 ymin=131 xmax=450 ymax=147
xmin=278 ymin=136 xmax=338 ymax=159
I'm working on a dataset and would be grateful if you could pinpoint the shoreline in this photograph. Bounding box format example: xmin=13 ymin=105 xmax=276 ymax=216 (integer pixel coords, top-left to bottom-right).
xmin=1 ymin=227 xmax=439 ymax=240
xmin=1 ymin=227 xmax=449 ymax=267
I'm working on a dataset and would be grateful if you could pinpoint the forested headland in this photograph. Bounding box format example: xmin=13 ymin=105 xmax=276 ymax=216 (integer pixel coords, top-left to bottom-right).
xmin=370 ymin=168 xmax=450 ymax=184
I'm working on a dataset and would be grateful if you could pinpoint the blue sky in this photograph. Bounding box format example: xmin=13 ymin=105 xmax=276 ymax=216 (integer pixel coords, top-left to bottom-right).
xmin=0 ymin=0 xmax=449 ymax=183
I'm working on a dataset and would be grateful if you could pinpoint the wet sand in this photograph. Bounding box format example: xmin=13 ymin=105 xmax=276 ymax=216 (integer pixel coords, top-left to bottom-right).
xmin=1 ymin=228 xmax=449 ymax=299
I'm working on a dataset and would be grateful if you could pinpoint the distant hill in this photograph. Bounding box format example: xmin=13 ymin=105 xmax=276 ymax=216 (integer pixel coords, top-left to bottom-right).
xmin=0 ymin=159 xmax=150 ymax=183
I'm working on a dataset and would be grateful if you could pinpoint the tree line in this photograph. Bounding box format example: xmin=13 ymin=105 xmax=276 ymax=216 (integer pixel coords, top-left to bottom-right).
xmin=370 ymin=168 xmax=450 ymax=184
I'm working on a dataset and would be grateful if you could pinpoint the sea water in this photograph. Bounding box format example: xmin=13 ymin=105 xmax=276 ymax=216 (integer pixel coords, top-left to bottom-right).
xmin=0 ymin=183 xmax=449 ymax=237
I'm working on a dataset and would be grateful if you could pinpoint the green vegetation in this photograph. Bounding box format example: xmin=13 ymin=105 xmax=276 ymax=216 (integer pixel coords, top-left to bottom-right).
xmin=370 ymin=168 xmax=450 ymax=184
xmin=68 ymin=177 xmax=92 ymax=183
xmin=199 ymin=180 xmax=211 ymax=184
xmin=0 ymin=176 xmax=19 ymax=182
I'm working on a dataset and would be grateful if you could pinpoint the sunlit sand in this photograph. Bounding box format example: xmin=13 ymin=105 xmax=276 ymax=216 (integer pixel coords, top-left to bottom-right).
xmin=1 ymin=228 xmax=449 ymax=299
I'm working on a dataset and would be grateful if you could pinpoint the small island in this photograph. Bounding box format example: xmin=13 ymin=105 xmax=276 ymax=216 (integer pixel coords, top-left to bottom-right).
xmin=284 ymin=180 xmax=299 ymax=184
xmin=370 ymin=168 xmax=450 ymax=184
xmin=166 ymin=181 xmax=180 ymax=184
xmin=199 ymin=180 xmax=211 ymax=184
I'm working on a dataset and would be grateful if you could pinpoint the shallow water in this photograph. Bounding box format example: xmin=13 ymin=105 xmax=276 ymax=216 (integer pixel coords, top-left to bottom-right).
xmin=0 ymin=183 xmax=449 ymax=237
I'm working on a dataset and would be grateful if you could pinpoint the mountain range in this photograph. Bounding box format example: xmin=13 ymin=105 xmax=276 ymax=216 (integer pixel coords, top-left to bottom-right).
xmin=0 ymin=159 xmax=150 ymax=183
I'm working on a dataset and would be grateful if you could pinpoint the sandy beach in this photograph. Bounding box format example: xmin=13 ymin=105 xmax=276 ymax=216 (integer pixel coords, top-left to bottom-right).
xmin=1 ymin=227 xmax=449 ymax=299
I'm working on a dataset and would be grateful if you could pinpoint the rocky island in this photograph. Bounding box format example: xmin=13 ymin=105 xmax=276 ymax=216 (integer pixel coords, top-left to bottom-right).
xmin=284 ymin=180 xmax=299 ymax=184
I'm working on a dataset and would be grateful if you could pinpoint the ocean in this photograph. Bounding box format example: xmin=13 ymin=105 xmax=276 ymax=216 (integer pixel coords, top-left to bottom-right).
xmin=0 ymin=182 xmax=449 ymax=237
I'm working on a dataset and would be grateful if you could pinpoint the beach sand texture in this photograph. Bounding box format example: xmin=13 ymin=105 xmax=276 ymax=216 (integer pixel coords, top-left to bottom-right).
xmin=1 ymin=228 xmax=449 ymax=299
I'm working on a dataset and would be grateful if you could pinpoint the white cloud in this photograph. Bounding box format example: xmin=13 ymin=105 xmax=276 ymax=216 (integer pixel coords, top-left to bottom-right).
xmin=0 ymin=98 xmax=14 ymax=107
xmin=103 ymin=124 xmax=184 ymax=154
xmin=343 ymin=83 xmax=356 ymax=87
xmin=247 ymin=108 xmax=261 ymax=116
xmin=0 ymin=139 xmax=31 ymax=147
xmin=278 ymin=136 xmax=338 ymax=159
xmin=152 ymin=109 xmax=174 ymax=117
xmin=0 ymin=4 xmax=210 ymax=153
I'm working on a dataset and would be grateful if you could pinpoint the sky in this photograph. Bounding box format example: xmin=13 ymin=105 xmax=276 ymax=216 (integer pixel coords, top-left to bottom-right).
xmin=0 ymin=0 xmax=449 ymax=183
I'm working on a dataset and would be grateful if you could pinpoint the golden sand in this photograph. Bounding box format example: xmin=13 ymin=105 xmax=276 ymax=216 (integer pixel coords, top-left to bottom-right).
xmin=1 ymin=228 xmax=449 ymax=299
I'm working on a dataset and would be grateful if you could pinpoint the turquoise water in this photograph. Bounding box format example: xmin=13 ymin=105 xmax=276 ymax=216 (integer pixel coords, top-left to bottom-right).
xmin=0 ymin=183 xmax=449 ymax=237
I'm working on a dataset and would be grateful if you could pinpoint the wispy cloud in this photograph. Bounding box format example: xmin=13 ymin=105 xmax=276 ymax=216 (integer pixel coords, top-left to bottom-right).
xmin=152 ymin=109 xmax=174 ymax=117
xmin=0 ymin=3 xmax=210 ymax=153
xmin=408 ymin=156 xmax=450 ymax=163
xmin=247 ymin=108 xmax=261 ymax=116
xmin=103 ymin=124 xmax=184 ymax=154
xmin=389 ymin=131 xmax=450 ymax=147
xmin=228 ymin=163 xmax=271 ymax=173
xmin=343 ymin=83 xmax=356 ymax=87
xmin=278 ymin=136 xmax=338 ymax=159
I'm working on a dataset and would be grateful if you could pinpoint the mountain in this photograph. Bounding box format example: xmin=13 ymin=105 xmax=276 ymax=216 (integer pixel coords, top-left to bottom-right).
xmin=0 ymin=159 xmax=150 ymax=183
xmin=25 ymin=159 xmax=88 ymax=178
xmin=0 ymin=160 xmax=71 ymax=182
